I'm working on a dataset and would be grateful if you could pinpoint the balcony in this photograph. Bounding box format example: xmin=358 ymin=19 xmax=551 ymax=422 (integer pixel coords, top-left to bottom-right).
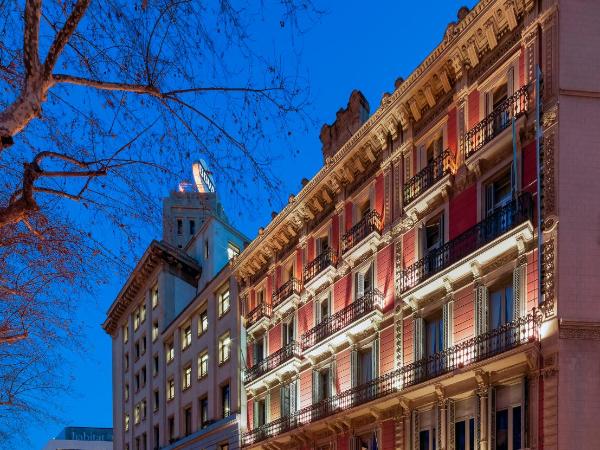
xmin=241 ymin=311 xmax=540 ymax=447
xmin=272 ymin=278 xmax=302 ymax=315
xmin=399 ymin=193 xmax=533 ymax=301
xmin=462 ymin=84 xmax=530 ymax=164
xmin=303 ymin=249 xmax=338 ymax=293
xmin=403 ymin=150 xmax=454 ymax=218
xmin=245 ymin=303 xmax=272 ymax=336
xmin=244 ymin=341 xmax=302 ymax=389
xmin=341 ymin=211 xmax=383 ymax=264
xmin=301 ymin=289 xmax=384 ymax=358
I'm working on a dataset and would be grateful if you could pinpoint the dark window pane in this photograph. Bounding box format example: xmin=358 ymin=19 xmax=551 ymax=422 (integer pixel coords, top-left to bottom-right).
xmin=419 ymin=430 xmax=429 ymax=450
xmin=496 ymin=409 xmax=509 ymax=450
xmin=455 ymin=421 xmax=466 ymax=450
xmin=469 ymin=418 xmax=475 ymax=450
xmin=513 ymin=406 xmax=522 ymax=450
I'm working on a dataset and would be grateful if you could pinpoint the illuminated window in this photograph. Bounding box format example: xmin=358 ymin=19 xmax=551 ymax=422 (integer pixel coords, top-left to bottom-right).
xmin=198 ymin=310 xmax=208 ymax=335
xmin=227 ymin=242 xmax=240 ymax=260
xmin=134 ymin=309 xmax=140 ymax=330
xmin=182 ymin=325 xmax=192 ymax=350
xmin=183 ymin=365 xmax=192 ymax=390
xmin=124 ymin=383 xmax=129 ymax=402
xmin=123 ymin=325 xmax=129 ymax=343
xmin=151 ymin=285 xmax=159 ymax=309
xmin=167 ymin=378 xmax=175 ymax=401
xmin=198 ymin=352 xmax=208 ymax=378
xmin=218 ymin=290 xmax=230 ymax=317
xmin=218 ymin=332 xmax=231 ymax=364
xmin=221 ymin=383 xmax=231 ymax=418
xmin=134 ymin=403 xmax=141 ymax=424
xmin=140 ymin=304 xmax=146 ymax=323
xmin=152 ymin=321 xmax=159 ymax=341
xmin=124 ymin=413 xmax=130 ymax=431
xmin=166 ymin=341 xmax=174 ymax=363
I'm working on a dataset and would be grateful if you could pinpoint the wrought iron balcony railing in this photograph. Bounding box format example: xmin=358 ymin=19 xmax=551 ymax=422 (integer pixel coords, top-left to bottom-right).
xmin=241 ymin=311 xmax=540 ymax=446
xmin=403 ymin=150 xmax=453 ymax=206
xmin=341 ymin=210 xmax=383 ymax=254
xmin=303 ymin=248 xmax=338 ymax=285
xmin=301 ymin=289 xmax=384 ymax=350
xmin=244 ymin=341 xmax=301 ymax=384
xmin=272 ymin=278 xmax=302 ymax=309
xmin=246 ymin=303 xmax=272 ymax=328
xmin=399 ymin=193 xmax=533 ymax=293
xmin=462 ymin=84 xmax=530 ymax=159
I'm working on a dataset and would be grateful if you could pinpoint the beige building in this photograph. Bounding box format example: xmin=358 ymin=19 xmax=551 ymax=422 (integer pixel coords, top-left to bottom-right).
xmin=103 ymin=177 xmax=248 ymax=450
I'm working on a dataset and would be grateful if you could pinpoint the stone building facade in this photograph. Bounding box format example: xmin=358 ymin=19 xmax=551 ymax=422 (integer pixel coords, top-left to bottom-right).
xmin=233 ymin=0 xmax=600 ymax=448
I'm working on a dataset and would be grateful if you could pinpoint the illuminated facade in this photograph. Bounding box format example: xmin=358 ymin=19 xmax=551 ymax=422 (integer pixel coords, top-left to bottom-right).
xmin=234 ymin=0 xmax=600 ymax=448
xmin=104 ymin=183 xmax=248 ymax=450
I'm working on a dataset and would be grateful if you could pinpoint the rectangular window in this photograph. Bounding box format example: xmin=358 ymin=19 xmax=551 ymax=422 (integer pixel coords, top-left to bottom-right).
xmin=199 ymin=396 xmax=209 ymax=428
xmin=134 ymin=373 xmax=140 ymax=392
xmin=227 ymin=242 xmax=240 ymax=260
xmin=485 ymin=169 xmax=512 ymax=217
xmin=253 ymin=336 xmax=265 ymax=365
xmin=182 ymin=325 xmax=192 ymax=350
xmin=183 ymin=366 xmax=192 ymax=390
xmin=153 ymin=354 xmax=159 ymax=376
xmin=166 ymin=342 xmax=174 ymax=363
xmin=140 ymin=304 xmax=146 ymax=323
xmin=198 ymin=352 xmax=208 ymax=378
xmin=496 ymin=406 xmax=521 ymax=450
xmin=153 ymin=426 xmax=159 ymax=448
xmin=419 ymin=428 xmax=436 ymax=450
xmin=317 ymin=368 xmax=330 ymax=401
xmin=168 ymin=416 xmax=175 ymax=441
xmin=152 ymin=321 xmax=159 ymax=341
xmin=123 ymin=325 xmax=129 ymax=343
xmin=257 ymin=289 xmax=264 ymax=305
xmin=124 ymin=413 xmax=130 ymax=431
xmin=219 ymin=290 xmax=231 ymax=317
xmin=198 ymin=310 xmax=208 ymax=335
xmin=141 ymin=366 xmax=146 ymax=387
xmin=151 ymin=285 xmax=159 ymax=309
xmin=455 ymin=418 xmax=475 ymax=450
xmin=218 ymin=332 xmax=231 ymax=364
xmin=255 ymin=398 xmax=267 ymax=427
xmin=167 ymin=378 xmax=175 ymax=401
xmin=177 ymin=219 xmax=183 ymax=235
xmin=220 ymin=444 xmax=229 ymax=450
xmin=354 ymin=263 xmax=374 ymax=299
xmin=358 ymin=347 xmax=373 ymax=384
xmin=221 ymin=383 xmax=231 ymax=418
xmin=426 ymin=313 xmax=444 ymax=357
xmin=489 ymin=283 xmax=514 ymax=330
xmin=281 ymin=383 xmax=292 ymax=417
xmin=184 ymin=405 xmax=192 ymax=436
xmin=282 ymin=317 xmax=295 ymax=346
xmin=318 ymin=296 xmax=330 ymax=324
xmin=134 ymin=403 xmax=141 ymax=424
xmin=189 ymin=220 xmax=195 ymax=236
xmin=124 ymin=353 xmax=129 ymax=371
xmin=141 ymin=399 xmax=146 ymax=420
xmin=135 ymin=341 xmax=140 ymax=360
xmin=153 ymin=390 xmax=159 ymax=412
xmin=134 ymin=309 xmax=140 ymax=330
xmin=204 ymin=240 xmax=209 ymax=259
xmin=141 ymin=335 xmax=146 ymax=355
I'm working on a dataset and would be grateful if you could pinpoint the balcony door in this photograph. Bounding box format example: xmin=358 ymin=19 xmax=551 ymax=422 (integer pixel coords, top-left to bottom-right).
xmin=280 ymin=381 xmax=297 ymax=419
xmin=282 ymin=316 xmax=295 ymax=347
xmin=254 ymin=398 xmax=267 ymax=428
xmin=485 ymin=169 xmax=512 ymax=218
xmin=422 ymin=214 xmax=445 ymax=274
xmin=355 ymin=263 xmax=374 ymax=300
xmin=495 ymin=406 xmax=522 ymax=450
xmin=425 ymin=313 xmax=444 ymax=376
xmin=253 ymin=335 xmax=265 ymax=365
xmin=419 ymin=428 xmax=437 ymax=450
xmin=316 ymin=233 xmax=329 ymax=255
xmin=489 ymin=282 xmax=514 ymax=352
xmin=455 ymin=418 xmax=475 ymax=450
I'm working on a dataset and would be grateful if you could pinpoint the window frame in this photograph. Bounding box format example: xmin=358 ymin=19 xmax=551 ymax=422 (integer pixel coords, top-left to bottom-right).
xmin=182 ymin=365 xmax=192 ymax=391
xmin=218 ymin=331 xmax=231 ymax=365
xmin=198 ymin=310 xmax=208 ymax=336
xmin=198 ymin=351 xmax=208 ymax=379
xmin=218 ymin=289 xmax=231 ymax=318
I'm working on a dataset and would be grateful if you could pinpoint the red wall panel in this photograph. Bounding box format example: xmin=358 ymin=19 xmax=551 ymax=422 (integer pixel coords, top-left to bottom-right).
xmin=519 ymin=46 xmax=525 ymax=86
xmin=381 ymin=419 xmax=396 ymax=449
xmin=337 ymin=433 xmax=350 ymax=450
xmin=380 ymin=325 xmax=395 ymax=375
xmin=247 ymin=398 xmax=253 ymax=429
xmin=332 ymin=213 xmax=340 ymax=252
xmin=402 ymin=229 xmax=416 ymax=268
xmin=266 ymin=274 xmax=273 ymax=305
xmin=449 ymin=184 xmax=477 ymax=240
xmin=334 ymin=274 xmax=352 ymax=312
xmin=377 ymin=243 xmax=395 ymax=312
xmin=453 ymin=285 xmax=475 ymax=344
xmin=375 ymin=173 xmax=385 ymax=223
xmin=336 ymin=349 xmax=351 ymax=393
xmin=527 ymin=249 xmax=539 ymax=312
xmin=403 ymin=317 xmax=413 ymax=364
xmin=468 ymin=89 xmax=480 ymax=128
xmin=447 ymin=106 xmax=458 ymax=158
xmin=299 ymin=369 xmax=312 ymax=408
xmin=269 ymin=323 xmax=282 ymax=355
xmin=249 ymin=289 xmax=256 ymax=310
xmin=307 ymin=237 xmax=315 ymax=262
xmin=296 ymin=248 xmax=303 ymax=280
xmin=297 ymin=299 xmax=314 ymax=336
xmin=345 ymin=201 xmax=353 ymax=232
xmin=275 ymin=265 xmax=282 ymax=290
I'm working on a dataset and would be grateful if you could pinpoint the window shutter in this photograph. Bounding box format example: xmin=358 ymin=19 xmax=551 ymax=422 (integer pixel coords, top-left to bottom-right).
xmin=485 ymin=91 xmax=492 ymax=115
xmin=447 ymin=399 xmax=456 ymax=450
xmin=475 ymin=284 xmax=489 ymax=336
xmin=372 ymin=336 xmax=380 ymax=379
xmin=489 ymin=387 xmax=496 ymax=450
xmin=413 ymin=316 xmax=425 ymax=361
xmin=315 ymin=299 xmax=321 ymax=325
xmin=442 ymin=300 xmax=454 ymax=350
xmin=351 ymin=348 xmax=358 ymax=388
xmin=485 ymin=183 xmax=495 ymax=217
xmin=507 ymin=66 xmax=515 ymax=96
xmin=291 ymin=380 xmax=298 ymax=414
xmin=513 ymin=263 xmax=527 ymax=319
xmin=413 ymin=410 xmax=420 ymax=450
xmin=253 ymin=401 xmax=258 ymax=428
xmin=330 ymin=361 xmax=337 ymax=396
xmin=280 ymin=385 xmax=285 ymax=417
xmin=357 ymin=271 xmax=365 ymax=299
xmin=418 ymin=225 xmax=426 ymax=259
xmin=312 ymin=370 xmax=318 ymax=404
xmin=265 ymin=393 xmax=271 ymax=423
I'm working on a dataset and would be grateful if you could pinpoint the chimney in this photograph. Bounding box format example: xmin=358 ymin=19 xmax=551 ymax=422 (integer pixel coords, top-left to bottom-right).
xmin=319 ymin=90 xmax=370 ymax=162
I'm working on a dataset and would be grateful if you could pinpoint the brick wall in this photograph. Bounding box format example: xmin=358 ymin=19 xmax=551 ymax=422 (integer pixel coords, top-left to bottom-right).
xmin=380 ymin=325 xmax=395 ymax=375
xmin=336 ymin=348 xmax=351 ymax=392
xmin=298 ymin=299 xmax=314 ymax=336
xmin=468 ymin=89 xmax=480 ymax=128
xmin=403 ymin=317 xmax=414 ymax=364
xmin=449 ymin=184 xmax=477 ymax=239
xmin=334 ymin=274 xmax=352 ymax=313
xmin=402 ymin=229 xmax=416 ymax=268
xmin=381 ymin=419 xmax=396 ymax=449
xmin=269 ymin=323 xmax=282 ymax=355
xmin=527 ymin=249 xmax=539 ymax=312
xmin=453 ymin=285 xmax=475 ymax=344
xmin=377 ymin=243 xmax=395 ymax=312
xmin=299 ymin=369 xmax=312 ymax=408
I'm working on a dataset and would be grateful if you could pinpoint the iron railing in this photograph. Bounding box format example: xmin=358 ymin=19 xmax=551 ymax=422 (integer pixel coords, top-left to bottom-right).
xmin=246 ymin=303 xmax=272 ymax=328
xmin=242 ymin=311 xmax=540 ymax=446
xmin=272 ymin=278 xmax=302 ymax=309
xmin=399 ymin=193 xmax=533 ymax=293
xmin=341 ymin=211 xmax=383 ymax=254
xmin=403 ymin=150 xmax=453 ymax=206
xmin=462 ymin=84 xmax=530 ymax=159
xmin=244 ymin=341 xmax=301 ymax=384
xmin=303 ymin=248 xmax=338 ymax=285
xmin=301 ymin=289 xmax=384 ymax=350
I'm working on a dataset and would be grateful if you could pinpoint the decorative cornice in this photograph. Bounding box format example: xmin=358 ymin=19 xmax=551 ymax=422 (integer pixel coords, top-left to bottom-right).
xmin=559 ymin=320 xmax=600 ymax=341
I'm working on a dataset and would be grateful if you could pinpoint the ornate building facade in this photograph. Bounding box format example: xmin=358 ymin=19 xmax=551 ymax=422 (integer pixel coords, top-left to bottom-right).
xmin=233 ymin=0 xmax=599 ymax=448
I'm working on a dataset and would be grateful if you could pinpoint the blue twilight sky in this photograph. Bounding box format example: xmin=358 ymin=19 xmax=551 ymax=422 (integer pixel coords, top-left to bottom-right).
xmin=28 ymin=1 xmax=476 ymax=448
